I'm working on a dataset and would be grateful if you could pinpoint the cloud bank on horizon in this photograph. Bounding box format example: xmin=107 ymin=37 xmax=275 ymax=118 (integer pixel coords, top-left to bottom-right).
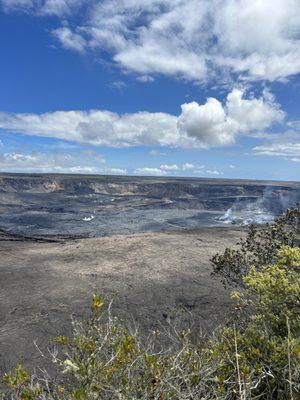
xmin=0 ymin=0 xmax=299 ymax=179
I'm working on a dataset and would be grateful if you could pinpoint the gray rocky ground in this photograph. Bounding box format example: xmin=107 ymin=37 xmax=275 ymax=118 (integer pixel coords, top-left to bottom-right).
xmin=0 ymin=227 xmax=244 ymax=374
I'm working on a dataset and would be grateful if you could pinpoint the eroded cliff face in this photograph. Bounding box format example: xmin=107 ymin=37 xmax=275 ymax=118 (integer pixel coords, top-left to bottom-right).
xmin=0 ymin=175 xmax=63 ymax=193
xmin=0 ymin=173 xmax=298 ymax=192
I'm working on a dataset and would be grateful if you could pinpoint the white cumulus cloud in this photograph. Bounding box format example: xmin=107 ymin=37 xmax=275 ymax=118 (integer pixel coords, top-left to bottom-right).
xmin=177 ymin=89 xmax=284 ymax=147
xmin=133 ymin=167 xmax=167 ymax=176
xmin=2 ymin=0 xmax=83 ymax=15
xmin=52 ymin=27 xmax=87 ymax=52
xmin=206 ymin=169 xmax=224 ymax=176
xmin=253 ymin=143 xmax=300 ymax=157
xmin=182 ymin=163 xmax=195 ymax=170
xmin=0 ymin=89 xmax=284 ymax=149
xmin=0 ymin=150 xmax=106 ymax=173
xmin=252 ymin=131 xmax=300 ymax=158
xmin=159 ymin=164 xmax=179 ymax=171
xmin=2 ymin=0 xmax=299 ymax=83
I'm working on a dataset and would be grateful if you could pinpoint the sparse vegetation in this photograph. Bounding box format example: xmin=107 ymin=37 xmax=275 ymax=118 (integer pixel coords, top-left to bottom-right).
xmin=1 ymin=207 xmax=300 ymax=399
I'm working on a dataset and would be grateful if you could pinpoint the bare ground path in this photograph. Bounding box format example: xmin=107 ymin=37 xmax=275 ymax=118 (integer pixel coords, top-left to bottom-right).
xmin=0 ymin=228 xmax=244 ymax=373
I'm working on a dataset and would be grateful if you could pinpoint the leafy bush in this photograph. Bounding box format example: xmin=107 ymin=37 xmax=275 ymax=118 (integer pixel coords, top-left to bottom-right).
xmin=218 ymin=246 xmax=300 ymax=398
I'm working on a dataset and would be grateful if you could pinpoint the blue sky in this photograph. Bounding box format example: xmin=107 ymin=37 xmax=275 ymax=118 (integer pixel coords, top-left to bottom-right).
xmin=0 ymin=0 xmax=299 ymax=181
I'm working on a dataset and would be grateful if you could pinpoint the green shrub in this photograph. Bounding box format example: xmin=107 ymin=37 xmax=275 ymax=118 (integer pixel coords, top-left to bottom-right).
xmin=216 ymin=246 xmax=300 ymax=398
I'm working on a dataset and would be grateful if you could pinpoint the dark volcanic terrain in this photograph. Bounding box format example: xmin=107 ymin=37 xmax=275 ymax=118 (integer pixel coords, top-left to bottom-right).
xmin=0 ymin=174 xmax=299 ymax=374
xmin=0 ymin=227 xmax=244 ymax=374
xmin=0 ymin=173 xmax=299 ymax=237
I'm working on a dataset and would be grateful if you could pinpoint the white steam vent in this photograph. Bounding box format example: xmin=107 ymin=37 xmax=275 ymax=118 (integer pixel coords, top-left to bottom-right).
xmin=218 ymin=188 xmax=297 ymax=225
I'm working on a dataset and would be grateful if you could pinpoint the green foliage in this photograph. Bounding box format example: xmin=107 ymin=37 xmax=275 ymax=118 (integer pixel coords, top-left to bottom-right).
xmin=278 ymin=246 xmax=300 ymax=268
xmin=2 ymin=365 xmax=41 ymax=399
xmin=223 ymin=246 xmax=300 ymax=397
xmin=211 ymin=205 xmax=300 ymax=287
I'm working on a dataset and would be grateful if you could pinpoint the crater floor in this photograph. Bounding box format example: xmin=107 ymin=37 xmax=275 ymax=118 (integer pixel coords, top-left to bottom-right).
xmin=0 ymin=227 xmax=244 ymax=373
